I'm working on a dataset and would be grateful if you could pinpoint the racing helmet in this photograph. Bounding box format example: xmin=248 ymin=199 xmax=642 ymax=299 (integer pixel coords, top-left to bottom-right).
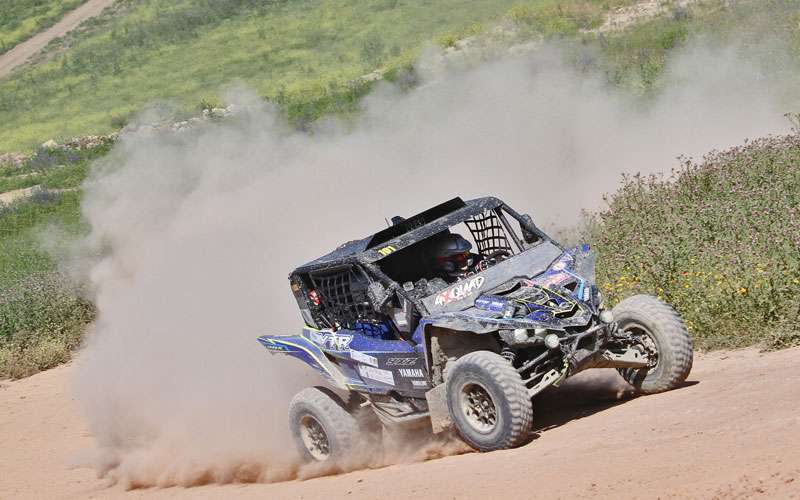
xmin=429 ymin=233 xmax=474 ymax=278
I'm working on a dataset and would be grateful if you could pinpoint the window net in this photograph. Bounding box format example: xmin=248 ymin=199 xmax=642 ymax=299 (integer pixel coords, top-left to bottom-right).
xmin=464 ymin=209 xmax=513 ymax=256
xmin=309 ymin=267 xmax=382 ymax=331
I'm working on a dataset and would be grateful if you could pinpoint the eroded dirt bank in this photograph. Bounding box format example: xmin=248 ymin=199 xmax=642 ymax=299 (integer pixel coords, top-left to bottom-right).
xmin=2 ymin=347 xmax=799 ymax=499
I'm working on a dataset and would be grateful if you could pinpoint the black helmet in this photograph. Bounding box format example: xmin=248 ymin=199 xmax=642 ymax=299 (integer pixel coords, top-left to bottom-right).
xmin=429 ymin=233 xmax=474 ymax=277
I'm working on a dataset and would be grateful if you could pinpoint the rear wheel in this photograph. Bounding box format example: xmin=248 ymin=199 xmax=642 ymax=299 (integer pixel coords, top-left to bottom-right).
xmin=445 ymin=351 xmax=533 ymax=451
xmin=289 ymin=387 xmax=360 ymax=463
xmin=613 ymin=294 xmax=694 ymax=394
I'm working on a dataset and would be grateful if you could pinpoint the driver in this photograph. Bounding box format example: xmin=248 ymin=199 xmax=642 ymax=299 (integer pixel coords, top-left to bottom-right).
xmin=427 ymin=233 xmax=482 ymax=282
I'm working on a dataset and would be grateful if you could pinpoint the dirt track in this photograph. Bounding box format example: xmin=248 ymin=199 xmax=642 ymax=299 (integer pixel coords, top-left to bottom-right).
xmin=2 ymin=347 xmax=799 ymax=499
xmin=0 ymin=0 xmax=115 ymax=79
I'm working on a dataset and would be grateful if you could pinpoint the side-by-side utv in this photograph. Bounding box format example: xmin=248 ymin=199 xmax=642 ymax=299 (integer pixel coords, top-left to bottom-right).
xmin=259 ymin=196 xmax=693 ymax=461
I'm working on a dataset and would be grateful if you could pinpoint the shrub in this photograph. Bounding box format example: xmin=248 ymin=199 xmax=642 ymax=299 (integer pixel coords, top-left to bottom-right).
xmin=0 ymin=273 xmax=94 ymax=379
xmin=110 ymin=113 xmax=131 ymax=130
xmin=199 ymin=96 xmax=222 ymax=112
xmin=437 ymin=33 xmax=459 ymax=49
xmin=588 ymin=134 xmax=800 ymax=350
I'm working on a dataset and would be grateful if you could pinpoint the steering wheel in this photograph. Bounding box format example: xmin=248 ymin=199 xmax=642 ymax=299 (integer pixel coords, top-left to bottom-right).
xmin=485 ymin=250 xmax=511 ymax=261
xmin=476 ymin=250 xmax=511 ymax=272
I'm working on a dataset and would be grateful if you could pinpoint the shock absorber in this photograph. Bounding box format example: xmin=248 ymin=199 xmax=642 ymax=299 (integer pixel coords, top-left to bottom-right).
xmin=500 ymin=346 xmax=516 ymax=365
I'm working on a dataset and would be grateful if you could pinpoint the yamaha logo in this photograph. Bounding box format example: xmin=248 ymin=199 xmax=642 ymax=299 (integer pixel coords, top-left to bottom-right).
xmin=399 ymin=368 xmax=424 ymax=378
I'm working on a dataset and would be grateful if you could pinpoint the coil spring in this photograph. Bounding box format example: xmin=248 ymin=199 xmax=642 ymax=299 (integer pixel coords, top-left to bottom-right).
xmin=500 ymin=346 xmax=516 ymax=364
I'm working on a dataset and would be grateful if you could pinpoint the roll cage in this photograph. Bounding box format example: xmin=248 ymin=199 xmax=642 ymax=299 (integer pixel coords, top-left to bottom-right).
xmin=288 ymin=197 xmax=558 ymax=335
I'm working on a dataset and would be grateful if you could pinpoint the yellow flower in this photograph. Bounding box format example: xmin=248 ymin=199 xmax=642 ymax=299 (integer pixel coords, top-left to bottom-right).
xmin=737 ymin=287 xmax=747 ymax=295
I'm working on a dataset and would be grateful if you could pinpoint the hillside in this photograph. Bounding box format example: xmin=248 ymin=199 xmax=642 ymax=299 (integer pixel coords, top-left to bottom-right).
xmin=0 ymin=0 xmax=645 ymax=153
xmin=1 ymin=0 xmax=799 ymax=379
xmin=1 ymin=4 xmax=800 ymax=500
xmin=1 ymin=0 xmax=798 ymax=153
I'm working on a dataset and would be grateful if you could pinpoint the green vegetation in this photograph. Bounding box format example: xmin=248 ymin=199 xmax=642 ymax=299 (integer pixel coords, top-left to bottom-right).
xmin=587 ymin=0 xmax=800 ymax=94
xmin=3 ymin=0 xmax=798 ymax=152
xmin=0 ymin=143 xmax=110 ymax=378
xmin=0 ymin=265 xmax=94 ymax=379
xmin=508 ymin=0 xmax=630 ymax=35
xmin=590 ymin=134 xmax=800 ymax=350
xmin=1 ymin=0 xmax=800 ymax=378
xmin=0 ymin=147 xmax=93 ymax=193
xmin=0 ymin=0 xmax=86 ymax=55
xmin=0 ymin=0 xmax=645 ymax=152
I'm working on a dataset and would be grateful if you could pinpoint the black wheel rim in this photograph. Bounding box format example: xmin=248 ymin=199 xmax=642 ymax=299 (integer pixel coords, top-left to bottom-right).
xmin=625 ymin=324 xmax=660 ymax=372
xmin=299 ymin=415 xmax=330 ymax=461
xmin=459 ymin=382 xmax=498 ymax=434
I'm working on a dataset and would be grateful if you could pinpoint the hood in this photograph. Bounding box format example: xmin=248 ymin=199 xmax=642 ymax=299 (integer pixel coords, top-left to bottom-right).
xmin=420 ymin=241 xmax=563 ymax=314
xmin=471 ymin=243 xmax=599 ymax=328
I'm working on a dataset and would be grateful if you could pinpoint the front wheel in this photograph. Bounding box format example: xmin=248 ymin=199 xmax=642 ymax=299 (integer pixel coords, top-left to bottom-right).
xmin=613 ymin=294 xmax=694 ymax=394
xmin=445 ymin=351 xmax=533 ymax=451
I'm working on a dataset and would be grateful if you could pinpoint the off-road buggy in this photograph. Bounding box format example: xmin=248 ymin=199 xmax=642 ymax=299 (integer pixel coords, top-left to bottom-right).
xmin=259 ymin=197 xmax=693 ymax=461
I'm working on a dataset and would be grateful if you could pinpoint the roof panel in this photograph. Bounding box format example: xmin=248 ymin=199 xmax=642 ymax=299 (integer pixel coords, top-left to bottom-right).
xmin=292 ymin=197 xmax=503 ymax=274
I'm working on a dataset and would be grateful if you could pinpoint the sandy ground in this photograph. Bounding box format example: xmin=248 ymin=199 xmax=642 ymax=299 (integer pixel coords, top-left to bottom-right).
xmin=2 ymin=347 xmax=799 ymax=499
xmin=0 ymin=0 xmax=116 ymax=79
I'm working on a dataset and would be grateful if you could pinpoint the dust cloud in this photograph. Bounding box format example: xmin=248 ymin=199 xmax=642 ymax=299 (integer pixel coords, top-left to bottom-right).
xmin=71 ymin=39 xmax=795 ymax=487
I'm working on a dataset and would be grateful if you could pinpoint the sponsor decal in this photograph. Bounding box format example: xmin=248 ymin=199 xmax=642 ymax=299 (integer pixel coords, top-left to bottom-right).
xmin=377 ymin=245 xmax=397 ymax=256
xmin=309 ymin=330 xmax=353 ymax=352
xmin=386 ymin=357 xmax=418 ymax=367
xmin=536 ymin=272 xmax=570 ymax=288
xmin=350 ymin=349 xmax=378 ymax=367
xmin=358 ymin=365 xmax=395 ymax=385
xmin=263 ymin=342 xmax=288 ymax=351
xmin=411 ymin=380 xmax=429 ymax=388
xmin=551 ymin=254 xmax=574 ymax=271
xmin=434 ymin=276 xmax=486 ymax=306
xmin=399 ymin=368 xmax=424 ymax=378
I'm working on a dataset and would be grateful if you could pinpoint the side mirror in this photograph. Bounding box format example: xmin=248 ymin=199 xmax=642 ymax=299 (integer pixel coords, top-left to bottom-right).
xmin=367 ymin=281 xmax=392 ymax=311
xmin=520 ymin=214 xmax=539 ymax=244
